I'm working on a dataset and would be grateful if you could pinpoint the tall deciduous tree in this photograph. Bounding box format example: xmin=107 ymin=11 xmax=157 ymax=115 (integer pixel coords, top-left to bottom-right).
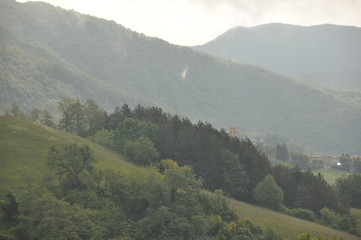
xmin=83 ymin=99 xmax=106 ymax=136
xmin=40 ymin=110 xmax=55 ymax=128
xmin=47 ymin=144 xmax=95 ymax=193
xmin=57 ymin=98 xmax=76 ymax=132
xmin=252 ymin=175 xmax=284 ymax=210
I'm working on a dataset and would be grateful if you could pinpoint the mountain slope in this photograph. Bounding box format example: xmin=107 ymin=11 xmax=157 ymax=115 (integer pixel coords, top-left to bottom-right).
xmin=0 ymin=0 xmax=360 ymax=154
xmin=0 ymin=115 xmax=138 ymax=191
xmin=1 ymin=116 xmax=360 ymax=240
xmin=195 ymin=23 xmax=361 ymax=90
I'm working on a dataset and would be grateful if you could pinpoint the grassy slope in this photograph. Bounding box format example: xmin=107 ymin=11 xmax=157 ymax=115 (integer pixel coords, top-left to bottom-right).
xmin=1 ymin=116 xmax=360 ymax=239
xmin=351 ymin=208 xmax=361 ymax=236
xmin=0 ymin=115 xmax=139 ymax=192
xmin=227 ymin=198 xmax=361 ymax=240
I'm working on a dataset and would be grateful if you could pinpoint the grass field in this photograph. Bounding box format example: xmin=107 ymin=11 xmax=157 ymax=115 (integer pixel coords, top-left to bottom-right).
xmin=0 ymin=116 xmax=138 ymax=192
xmin=313 ymin=168 xmax=349 ymax=185
xmin=227 ymin=198 xmax=361 ymax=239
xmin=1 ymin=116 xmax=360 ymax=239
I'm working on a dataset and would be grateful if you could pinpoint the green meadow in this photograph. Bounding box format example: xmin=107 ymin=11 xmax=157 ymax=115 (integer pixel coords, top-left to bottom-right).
xmin=313 ymin=168 xmax=349 ymax=185
xmin=228 ymin=198 xmax=360 ymax=240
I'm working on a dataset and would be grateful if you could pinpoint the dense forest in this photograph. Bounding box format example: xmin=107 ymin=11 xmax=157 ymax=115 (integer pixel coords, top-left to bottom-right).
xmin=1 ymin=0 xmax=361 ymax=154
xmin=2 ymin=100 xmax=361 ymax=239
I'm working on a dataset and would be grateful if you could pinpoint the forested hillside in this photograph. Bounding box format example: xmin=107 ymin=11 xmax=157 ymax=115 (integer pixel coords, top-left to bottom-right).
xmin=1 ymin=113 xmax=360 ymax=239
xmin=195 ymin=23 xmax=361 ymax=90
xmin=0 ymin=0 xmax=360 ymax=154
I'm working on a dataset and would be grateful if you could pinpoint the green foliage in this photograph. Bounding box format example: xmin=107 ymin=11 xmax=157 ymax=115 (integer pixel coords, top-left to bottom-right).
xmin=39 ymin=110 xmax=55 ymax=127
xmin=221 ymin=150 xmax=249 ymax=200
xmin=89 ymin=128 xmax=115 ymax=150
xmin=336 ymin=174 xmax=361 ymax=209
xmin=114 ymin=118 xmax=158 ymax=153
xmin=47 ymin=144 xmax=95 ymax=193
xmin=123 ymin=137 xmax=159 ymax=165
xmin=291 ymin=151 xmax=310 ymax=170
xmin=298 ymin=232 xmax=344 ymax=240
xmin=288 ymin=208 xmax=316 ymax=222
xmin=0 ymin=192 xmax=19 ymax=222
xmin=252 ymin=175 xmax=284 ymax=210
xmin=272 ymin=165 xmax=345 ymax=215
xmin=57 ymin=98 xmax=106 ymax=136
xmin=83 ymin=99 xmax=106 ymax=136
xmin=14 ymin=191 xmax=103 ymax=240
xmin=319 ymin=208 xmax=341 ymax=229
xmin=276 ymin=143 xmax=289 ymax=162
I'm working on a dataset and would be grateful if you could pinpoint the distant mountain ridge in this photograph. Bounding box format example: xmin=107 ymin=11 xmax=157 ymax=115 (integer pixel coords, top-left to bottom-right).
xmin=195 ymin=23 xmax=361 ymax=90
xmin=0 ymin=0 xmax=360 ymax=154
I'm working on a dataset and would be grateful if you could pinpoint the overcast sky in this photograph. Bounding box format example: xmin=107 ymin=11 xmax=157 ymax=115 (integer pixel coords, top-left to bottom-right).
xmin=18 ymin=0 xmax=361 ymax=46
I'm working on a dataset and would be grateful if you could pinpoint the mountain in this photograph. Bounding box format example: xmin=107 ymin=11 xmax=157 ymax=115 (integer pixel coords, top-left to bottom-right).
xmin=0 ymin=0 xmax=360 ymax=154
xmin=194 ymin=23 xmax=361 ymax=90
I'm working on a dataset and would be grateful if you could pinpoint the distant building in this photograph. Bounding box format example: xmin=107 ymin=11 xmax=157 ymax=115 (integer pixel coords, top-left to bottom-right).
xmin=307 ymin=154 xmax=340 ymax=168
xmin=228 ymin=126 xmax=238 ymax=138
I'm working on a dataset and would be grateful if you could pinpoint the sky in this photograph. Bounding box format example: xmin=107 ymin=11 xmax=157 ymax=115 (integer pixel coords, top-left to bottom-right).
xmin=18 ymin=0 xmax=361 ymax=46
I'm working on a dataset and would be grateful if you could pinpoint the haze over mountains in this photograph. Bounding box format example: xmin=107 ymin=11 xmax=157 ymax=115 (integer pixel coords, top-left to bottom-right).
xmin=0 ymin=0 xmax=360 ymax=154
xmin=195 ymin=23 xmax=361 ymax=90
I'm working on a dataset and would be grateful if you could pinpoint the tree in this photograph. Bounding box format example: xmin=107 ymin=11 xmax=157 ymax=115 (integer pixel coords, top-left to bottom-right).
xmin=294 ymin=184 xmax=313 ymax=210
xmin=336 ymin=174 xmax=361 ymax=208
xmin=161 ymin=159 xmax=202 ymax=205
xmin=353 ymin=158 xmax=361 ymax=173
xmin=40 ymin=110 xmax=55 ymax=128
xmin=0 ymin=191 xmax=19 ymax=222
xmin=291 ymin=152 xmax=309 ymax=169
xmin=57 ymin=98 xmax=76 ymax=132
xmin=123 ymin=137 xmax=160 ymax=165
xmin=88 ymin=129 xmax=115 ymax=150
xmin=5 ymin=102 xmax=24 ymax=118
xmin=47 ymin=144 xmax=95 ymax=193
xmin=14 ymin=192 xmax=102 ymax=240
xmin=26 ymin=108 xmax=41 ymax=122
xmin=57 ymin=98 xmax=85 ymax=135
xmin=83 ymin=99 xmax=106 ymax=136
xmin=252 ymin=175 xmax=284 ymax=210
xmin=221 ymin=150 xmax=249 ymax=200
xmin=114 ymin=118 xmax=158 ymax=152
xmin=276 ymin=143 xmax=289 ymax=162
xmin=71 ymin=98 xmax=85 ymax=136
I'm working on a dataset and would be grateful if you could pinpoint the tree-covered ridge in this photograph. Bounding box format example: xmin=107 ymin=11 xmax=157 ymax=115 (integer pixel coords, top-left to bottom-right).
xmin=6 ymin=98 xmax=361 ymax=223
xmin=0 ymin=0 xmax=360 ymax=154
xmin=1 ymin=112 xmax=360 ymax=239
xmin=48 ymin=99 xmax=358 ymax=233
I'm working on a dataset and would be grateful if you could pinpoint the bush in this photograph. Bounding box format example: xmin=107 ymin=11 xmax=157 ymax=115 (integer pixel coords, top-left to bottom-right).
xmin=288 ymin=208 xmax=316 ymax=222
